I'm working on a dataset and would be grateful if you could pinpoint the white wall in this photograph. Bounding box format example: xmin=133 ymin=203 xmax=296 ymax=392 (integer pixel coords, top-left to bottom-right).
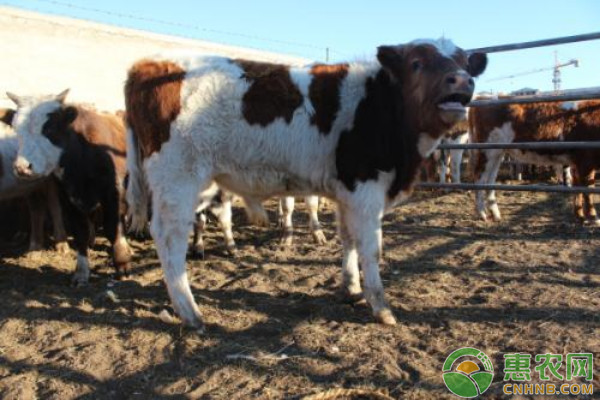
xmin=0 ymin=6 xmax=310 ymax=111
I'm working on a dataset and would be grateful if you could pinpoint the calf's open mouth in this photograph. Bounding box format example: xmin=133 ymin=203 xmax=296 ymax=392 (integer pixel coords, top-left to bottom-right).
xmin=437 ymin=93 xmax=471 ymax=112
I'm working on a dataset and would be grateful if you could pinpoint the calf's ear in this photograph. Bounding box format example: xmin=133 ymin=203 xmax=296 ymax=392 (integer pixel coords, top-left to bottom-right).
xmin=55 ymin=89 xmax=70 ymax=104
xmin=377 ymin=45 xmax=404 ymax=76
xmin=6 ymin=92 xmax=21 ymax=107
xmin=61 ymin=106 xmax=78 ymax=125
xmin=467 ymin=52 xmax=487 ymax=77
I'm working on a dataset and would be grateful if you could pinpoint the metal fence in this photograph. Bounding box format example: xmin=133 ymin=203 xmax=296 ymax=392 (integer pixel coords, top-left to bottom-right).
xmin=415 ymin=31 xmax=600 ymax=195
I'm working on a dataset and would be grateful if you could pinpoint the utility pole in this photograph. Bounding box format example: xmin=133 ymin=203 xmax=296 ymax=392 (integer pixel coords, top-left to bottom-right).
xmin=325 ymin=47 xmax=329 ymax=63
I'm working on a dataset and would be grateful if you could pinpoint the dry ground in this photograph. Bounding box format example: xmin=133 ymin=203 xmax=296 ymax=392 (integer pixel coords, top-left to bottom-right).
xmin=1 ymin=187 xmax=599 ymax=399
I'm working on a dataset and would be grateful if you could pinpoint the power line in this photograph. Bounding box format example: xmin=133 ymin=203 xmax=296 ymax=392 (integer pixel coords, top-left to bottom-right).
xmin=7 ymin=0 xmax=336 ymax=56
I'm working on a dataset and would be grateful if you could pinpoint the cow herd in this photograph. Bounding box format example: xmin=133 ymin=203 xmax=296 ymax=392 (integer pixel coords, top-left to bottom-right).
xmin=1 ymin=36 xmax=598 ymax=330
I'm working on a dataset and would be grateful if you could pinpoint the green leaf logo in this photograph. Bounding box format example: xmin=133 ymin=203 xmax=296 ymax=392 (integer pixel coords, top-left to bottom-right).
xmin=442 ymin=348 xmax=494 ymax=398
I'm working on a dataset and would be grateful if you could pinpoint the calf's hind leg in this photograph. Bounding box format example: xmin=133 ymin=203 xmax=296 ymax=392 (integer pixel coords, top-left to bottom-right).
xmin=306 ymin=195 xmax=327 ymax=244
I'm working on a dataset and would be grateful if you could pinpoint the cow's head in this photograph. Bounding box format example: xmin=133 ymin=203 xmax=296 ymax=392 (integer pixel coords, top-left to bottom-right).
xmin=7 ymin=89 xmax=77 ymax=179
xmin=377 ymin=38 xmax=487 ymax=133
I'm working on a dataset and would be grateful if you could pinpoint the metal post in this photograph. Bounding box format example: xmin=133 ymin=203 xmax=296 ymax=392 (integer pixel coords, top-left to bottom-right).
xmin=417 ymin=182 xmax=600 ymax=194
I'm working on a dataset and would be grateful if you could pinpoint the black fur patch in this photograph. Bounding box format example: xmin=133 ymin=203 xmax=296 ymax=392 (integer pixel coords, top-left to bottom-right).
xmin=335 ymin=70 xmax=423 ymax=199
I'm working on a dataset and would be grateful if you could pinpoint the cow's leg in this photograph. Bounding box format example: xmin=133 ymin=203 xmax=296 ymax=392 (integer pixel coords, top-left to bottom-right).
xmin=240 ymin=196 xmax=269 ymax=227
xmin=475 ymin=150 xmax=502 ymax=221
xmin=336 ymin=205 xmax=361 ymax=301
xmin=580 ymin=167 xmax=599 ymax=225
xmin=210 ymin=191 xmax=236 ymax=255
xmin=149 ymin=169 xmax=206 ymax=329
xmin=438 ymin=149 xmax=448 ymax=184
xmin=191 ymin=211 xmax=207 ymax=258
xmin=102 ymin=191 xmax=132 ymax=279
xmin=279 ymin=196 xmax=295 ymax=246
xmin=485 ymin=151 xmax=504 ymax=221
xmin=68 ymin=207 xmax=92 ymax=286
xmin=306 ymin=195 xmax=326 ymax=244
xmin=450 ymin=148 xmax=465 ymax=183
xmin=344 ymin=195 xmax=395 ymax=325
xmin=26 ymin=192 xmax=45 ymax=252
xmin=563 ymin=166 xmax=573 ymax=187
xmin=572 ymin=166 xmax=586 ymax=222
xmin=46 ymin=180 xmax=69 ymax=253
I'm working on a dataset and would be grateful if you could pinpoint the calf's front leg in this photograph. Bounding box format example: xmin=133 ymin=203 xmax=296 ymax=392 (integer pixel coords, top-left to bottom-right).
xmin=341 ymin=193 xmax=396 ymax=325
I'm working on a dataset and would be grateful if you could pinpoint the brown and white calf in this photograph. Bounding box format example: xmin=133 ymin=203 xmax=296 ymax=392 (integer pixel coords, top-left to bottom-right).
xmin=8 ymin=92 xmax=132 ymax=284
xmin=470 ymin=101 xmax=600 ymax=223
xmin=0 ymin=109 xmax=68 ymax=253
xmin=125 ymin=38 xmax=487 ymax=329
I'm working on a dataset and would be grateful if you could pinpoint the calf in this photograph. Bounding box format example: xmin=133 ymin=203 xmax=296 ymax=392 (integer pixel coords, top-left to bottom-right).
xmin=0 ymin=109 xmax=67 ymax=252
xmin=8 ymin=91 xmax=132 ymax=284
xmin=470 ymin=101 xmax=600 ymax=223
xmin=125 ymin=38 xmax=487 ymax=328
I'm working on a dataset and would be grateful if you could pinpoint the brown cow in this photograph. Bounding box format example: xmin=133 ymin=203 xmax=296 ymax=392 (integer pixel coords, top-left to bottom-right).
xmin=8 ymin=91 xmax=132 ymax=284
xmin=470 ymin=100 xmax=600 ymax=224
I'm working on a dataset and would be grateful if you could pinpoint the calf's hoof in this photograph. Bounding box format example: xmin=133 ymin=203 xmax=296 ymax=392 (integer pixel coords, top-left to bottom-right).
xmin=225 ymin=244 xmax=238 ymax=258
xmin=55 ymin=241 xmax=70 ymax=254
xmin=312 ymin=230 xmax=327 ymax=245
xmin=178 ymin=308 xmax=206 ymax=333
xmin=340 ymin=287 xmax=365 ymax=304
xmin=190 ymin=246 xmax=205 ymax=260
xmin=71 ymin=272 xmax=90 ymax=287
xmin=374 ymin=308 xmax=397 ymax=325
xmin=280 ymin=232 xmax=293 ymax=247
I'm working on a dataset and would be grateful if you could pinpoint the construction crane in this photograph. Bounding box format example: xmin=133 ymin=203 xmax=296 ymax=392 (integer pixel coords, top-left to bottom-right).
xmin=487 ymin=52 xmax=579 ymax=91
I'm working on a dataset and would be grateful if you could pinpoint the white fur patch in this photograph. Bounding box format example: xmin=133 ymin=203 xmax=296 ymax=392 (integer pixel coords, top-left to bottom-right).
xmin=410 ymin=37 xmax=458 ymax=57
xmin=417 ymin=133 xmax=443 ymax=158
xmin=11 ymin=95 xmax=64 ymax=177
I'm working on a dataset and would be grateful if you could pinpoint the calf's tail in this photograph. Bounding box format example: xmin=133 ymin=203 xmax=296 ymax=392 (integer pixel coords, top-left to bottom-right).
xmin=125 ymin=127 xmax=150 ymax=233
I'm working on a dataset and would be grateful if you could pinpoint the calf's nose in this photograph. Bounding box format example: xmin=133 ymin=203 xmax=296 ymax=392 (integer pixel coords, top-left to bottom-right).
xmin=13 ymin=156 xmax=34 ymax=178
xmin=445 ymin=71 xmax=474 ymax=92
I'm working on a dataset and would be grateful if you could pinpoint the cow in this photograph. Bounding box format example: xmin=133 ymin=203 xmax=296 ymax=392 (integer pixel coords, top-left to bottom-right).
xmin=7 ymin=91 xmax=132 ymax=285
xmin=191 ymin=193 xmax=326 ymax=257
xmin=0 ymin=109 xmax=68 ymax=253
xmin=278 ymin=195 xmax=326 ymax=246
xmin=125 ymin=38 xmax=487 ymax=329
xmin=470 ymin=100 xmax=600 ymax=224
xmin=438 ymin=118 xmax=470 ymax=184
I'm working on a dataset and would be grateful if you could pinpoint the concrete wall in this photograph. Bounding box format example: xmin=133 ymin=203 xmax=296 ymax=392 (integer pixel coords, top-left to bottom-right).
xmin=0 ymin=6 xmax=310 ymax=111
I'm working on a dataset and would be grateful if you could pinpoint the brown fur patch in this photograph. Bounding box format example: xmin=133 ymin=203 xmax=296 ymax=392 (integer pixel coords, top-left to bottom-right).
xmin=235 ymin=59 xmax=303 ymax=126
xmin=446 ymin=118 xmax=468 ymax=140
xmin=0 ymin=108 xmax=15 ymax=126
xmin=124 ymin=60 xmax=185 ymax=159
xmin=469 ymin=101 xmax=600 ymax=178
xmin=309 ymin=64 xmax=349 ymax=134
xmin=73 ymin=107 xmax=128 ymax=176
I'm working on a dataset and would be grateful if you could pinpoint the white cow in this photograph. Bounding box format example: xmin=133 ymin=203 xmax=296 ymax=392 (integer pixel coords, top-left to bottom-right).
xmin=0 ymin=112 xmax=67 ymax=253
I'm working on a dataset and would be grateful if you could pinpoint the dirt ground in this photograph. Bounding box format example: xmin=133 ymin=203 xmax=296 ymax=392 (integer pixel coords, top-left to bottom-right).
xmin=1 ymin=186 xmax=599 ymax=400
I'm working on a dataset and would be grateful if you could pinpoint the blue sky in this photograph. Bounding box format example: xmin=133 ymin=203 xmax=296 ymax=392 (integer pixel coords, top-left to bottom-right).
xmin=3 ymin=0 xmax=599 ymax=94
